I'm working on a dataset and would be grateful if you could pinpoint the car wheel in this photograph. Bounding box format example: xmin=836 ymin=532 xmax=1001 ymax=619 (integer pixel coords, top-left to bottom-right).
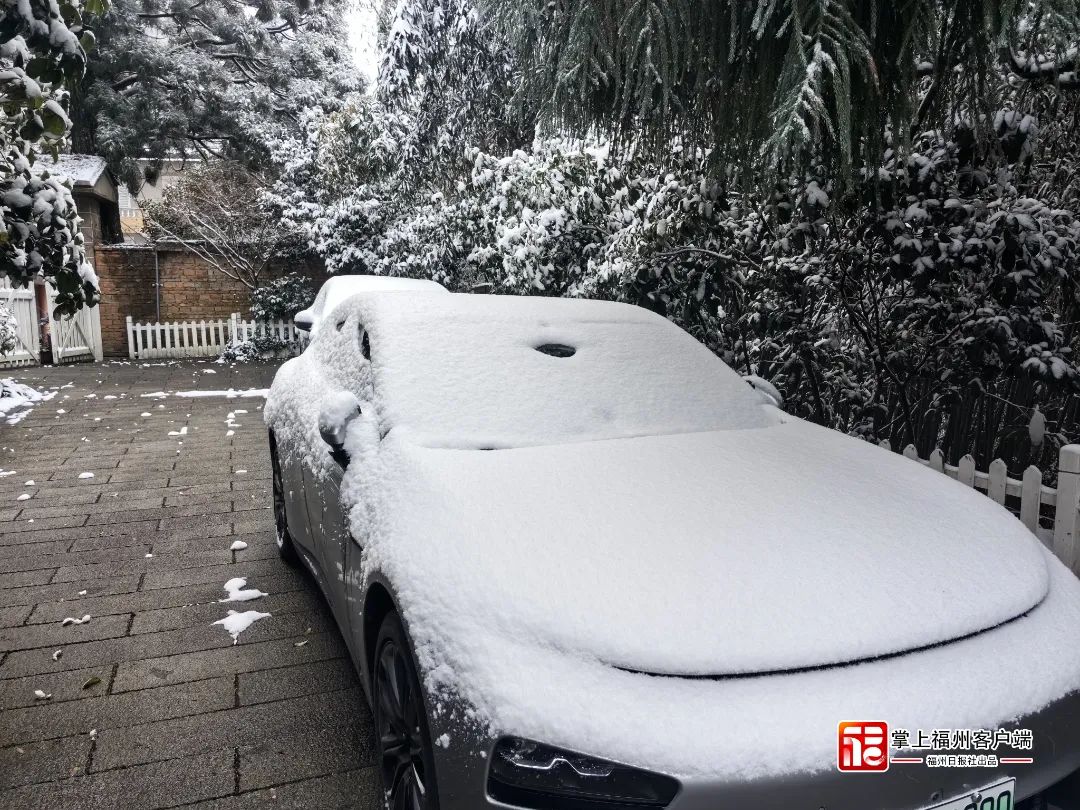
xmin=268 ymin=433 xmax=300 ymax=566
xmin=374 ymin=611 xmax=440 ymax=810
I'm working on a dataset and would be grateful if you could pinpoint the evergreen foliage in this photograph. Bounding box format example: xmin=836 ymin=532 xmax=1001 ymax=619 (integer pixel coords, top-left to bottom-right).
xmin=0 ymin=0 xmax=103 ymax=317
xmin=482 ymin=0 xmax=1080 ymax=178
xmin=70 ymin=0 xmax=362 ymax=188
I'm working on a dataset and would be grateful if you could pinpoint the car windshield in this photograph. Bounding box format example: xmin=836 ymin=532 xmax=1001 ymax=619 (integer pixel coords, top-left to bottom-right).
xmin=363 ymin=294 xmax=776 ymax=449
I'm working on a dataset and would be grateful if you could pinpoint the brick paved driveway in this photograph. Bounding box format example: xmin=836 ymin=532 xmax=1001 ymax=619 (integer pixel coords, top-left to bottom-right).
xmin=0 ymin=360 xmax=379 ymax=809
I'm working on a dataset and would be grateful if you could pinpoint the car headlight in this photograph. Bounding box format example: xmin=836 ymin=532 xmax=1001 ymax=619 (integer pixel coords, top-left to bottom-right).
xmin=486 ymin=737 xmax=680 ymax=809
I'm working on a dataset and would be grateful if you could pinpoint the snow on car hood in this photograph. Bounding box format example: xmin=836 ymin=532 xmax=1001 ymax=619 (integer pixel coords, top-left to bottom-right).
xmin=347 ymin=415 xmax=1049 ymax=678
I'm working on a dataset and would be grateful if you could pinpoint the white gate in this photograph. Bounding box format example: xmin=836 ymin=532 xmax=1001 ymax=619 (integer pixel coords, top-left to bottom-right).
xmin=46 ymin=282 xmax=103 ymax=364
xmin=0 ymin=278 xmax=41 ymax=368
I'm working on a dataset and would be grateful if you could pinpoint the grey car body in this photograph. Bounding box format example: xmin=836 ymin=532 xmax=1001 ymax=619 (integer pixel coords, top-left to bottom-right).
xmin=266 ymin=288 xmax=1080 ymax=810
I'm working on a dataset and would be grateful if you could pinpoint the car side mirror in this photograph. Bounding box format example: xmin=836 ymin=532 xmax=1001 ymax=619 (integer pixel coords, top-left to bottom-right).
xmin=318 ymin=392 xmax=362 ymax=467
xmin=294 ymin=310 xmax=314 ymax=332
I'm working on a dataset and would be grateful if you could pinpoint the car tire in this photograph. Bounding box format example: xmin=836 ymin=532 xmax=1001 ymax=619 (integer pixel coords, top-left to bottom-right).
xmin=268 ymin=432 xmax=300 ymax=567
xmin=374 ymin=611 xmax=440 ymax=810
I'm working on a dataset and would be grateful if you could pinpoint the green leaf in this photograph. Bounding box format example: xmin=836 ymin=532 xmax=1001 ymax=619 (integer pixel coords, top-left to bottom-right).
xmin=84 ymin=0 xmax=107 ymax=16
xmin=79 ymin=31 xmax=97 ymax=54
xmin=41 ymin=105 xmax=67 ymax=139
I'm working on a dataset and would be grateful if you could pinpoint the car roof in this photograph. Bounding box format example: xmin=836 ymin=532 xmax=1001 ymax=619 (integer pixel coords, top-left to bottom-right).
xmin=302 ymin=276 xmax=447 ymax=332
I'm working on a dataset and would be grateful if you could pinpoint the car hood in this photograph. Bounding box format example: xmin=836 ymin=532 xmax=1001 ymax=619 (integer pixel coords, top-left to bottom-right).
xmin=351 ymin=416 xmax=1050 ymax=677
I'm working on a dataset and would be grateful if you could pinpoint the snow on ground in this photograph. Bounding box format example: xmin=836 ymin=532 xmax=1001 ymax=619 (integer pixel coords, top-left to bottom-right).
xmin=0 ymin=378 xmax=56 ymax=425
xmin=219 ymin=577 xmax=267 ymax=602
xmin=213 ymin=610 xmax=271 ymax=643
xmin=176 ymin=388 xmax=268 ymax=399
xmin=229 ymin=540 xmax=248 ymax=551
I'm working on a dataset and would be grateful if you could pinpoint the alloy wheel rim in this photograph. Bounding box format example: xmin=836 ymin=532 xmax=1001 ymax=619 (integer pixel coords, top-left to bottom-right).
xmin=377 ymin=640 xmax=428 ymax=810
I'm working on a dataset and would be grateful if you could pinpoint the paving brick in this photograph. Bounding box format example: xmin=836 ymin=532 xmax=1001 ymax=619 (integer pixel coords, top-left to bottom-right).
xmin=0 ymin=606 xmax=31 ymax=629
xmin=238 ymin=658 xmax=358 ymax=706
xmin=130 ymin=589 xmax=322 ymax=636
xmin=52 ymin=549 xmax=234 ymax=584
xmin=0 ymin=576 xmax=140 ymax=610
xmin=0 ymin=514 xmax=88 ymax=536
xmin=26 ymin=572 xmax=305 ymax=625
xmin=185 ymin=768 xmax=380 ymax=810
xmin=0 ymin=733 xmax=92 ymax=788
xmin=0 ymin=569 xmax=56 ymax=590
xmin=113 ymin=633 xmax=346 ymax=693
xmin=94 ymin=687 xmax=367 ymax=771
xmin=0 ymin=666 xmax=117 ymax=711
xmin=0 ymin=748 xmax=234 ymax=809
xmin=0 ymin=611 xmax=328 ymax=679
xmin=0 ymin=677 xmax=235 ymax=745
xmin=0 ymin=544 xmax=151 ymax=574
xmin=0 ymin=612 xmax=131 ymax=654
xmin=0 ymin=541 xmax=71 ymax=561
xmin=140 ymin=557 xmax=286 ymax=591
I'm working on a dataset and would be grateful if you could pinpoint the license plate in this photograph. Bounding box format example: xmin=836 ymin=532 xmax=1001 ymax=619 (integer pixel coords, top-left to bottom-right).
xmin=922 ymin=778 xmax=1015 ymax=810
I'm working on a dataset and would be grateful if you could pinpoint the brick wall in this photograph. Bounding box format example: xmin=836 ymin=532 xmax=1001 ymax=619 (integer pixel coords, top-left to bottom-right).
xmin=94 ymin=245 xmax=325 ymax=357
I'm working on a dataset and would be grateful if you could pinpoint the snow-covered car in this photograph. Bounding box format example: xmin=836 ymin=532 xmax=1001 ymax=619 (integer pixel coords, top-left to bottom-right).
xmin=264 ymin=291 xmax=1080 ymax=810
xmin=292 ymin=275 xmax=447 ymax=334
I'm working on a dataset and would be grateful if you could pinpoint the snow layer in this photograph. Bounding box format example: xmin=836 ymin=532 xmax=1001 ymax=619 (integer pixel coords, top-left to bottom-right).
xmin=296 ymin=275 xmax=447 ymax=336
xmin=342 ymin=420 xmax=1080 ymax=780
xmin=362 ymin=293 xmax=774 ymax=448
xmin=345 ymin=418 xmax=1049 ymax=678
xmin=409 ymin=550 xmax=1080 ymax=781
xmin=0 ymin=378 xmax=55 ymax=424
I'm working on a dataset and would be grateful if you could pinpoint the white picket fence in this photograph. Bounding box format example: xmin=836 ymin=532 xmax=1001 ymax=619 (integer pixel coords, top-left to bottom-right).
xmin=895 ymin=441 xmax=1080 ymax=575
xmin=1 ymin=278 xmax=40 ymax=368
xmin=2 ymin=277 xmax=102 ymax=368
xmin=126 ymin=314 xmax=303 ymax=359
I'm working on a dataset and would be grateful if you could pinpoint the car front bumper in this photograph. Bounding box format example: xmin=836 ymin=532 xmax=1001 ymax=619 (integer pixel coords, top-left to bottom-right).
xmin=426 ymin=687 xmax=1080 ymax=810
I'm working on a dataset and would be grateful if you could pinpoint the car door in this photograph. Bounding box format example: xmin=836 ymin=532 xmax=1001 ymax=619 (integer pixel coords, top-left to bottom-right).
xmin=275 ymin=432 xmax=317 ymax=559
xmin=303 ymin=315 xmax=374 ymax=643
xmin=302 ymin=461 xmax=352 ymax=634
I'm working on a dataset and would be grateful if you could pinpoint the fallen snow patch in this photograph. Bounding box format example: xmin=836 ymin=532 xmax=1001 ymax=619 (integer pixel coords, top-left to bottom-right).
xmin=61 ymin=615 xmax=91 ymax=626
xmin=213 ymin=609 xmax=271 ymax=643
xmin=78 ymin=472 xmax=94 ymax=479
xmin=219 ymin=577 xmax=267 ymax=602
xmin=0 ymin=378 xmax=56 ymax=425
xmin=229 ymin=540 xmax=248 ymax=551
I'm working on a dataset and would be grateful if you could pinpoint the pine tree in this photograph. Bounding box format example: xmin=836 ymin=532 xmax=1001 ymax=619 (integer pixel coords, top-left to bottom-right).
xmin=69 ymin=0 xmax=362 ymax=188
xmin=481 ymin=0 xmax=1080 ymax=179
xmin=377 ymin=0 xmax=531 ymax=181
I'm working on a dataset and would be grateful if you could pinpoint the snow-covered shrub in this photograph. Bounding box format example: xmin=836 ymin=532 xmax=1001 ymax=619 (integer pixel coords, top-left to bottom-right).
xmin=266 ymin=69 xmax=1080 ymax=474
xmin=250 ymin=274 xmax=314 ymax=321
xmin=220 ymin=335 xmax=295 ymax=364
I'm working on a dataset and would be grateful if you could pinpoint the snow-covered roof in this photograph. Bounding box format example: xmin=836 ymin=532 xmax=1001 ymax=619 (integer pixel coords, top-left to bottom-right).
xmin=33 ymin=154 xmax=110 ymax=187
xmin=354 ymin=293 xmax=776 ymax=448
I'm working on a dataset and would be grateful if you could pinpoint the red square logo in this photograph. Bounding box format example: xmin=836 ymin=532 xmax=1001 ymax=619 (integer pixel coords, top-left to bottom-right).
xmin=838 ymin=722 xmax=889 ymax=772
